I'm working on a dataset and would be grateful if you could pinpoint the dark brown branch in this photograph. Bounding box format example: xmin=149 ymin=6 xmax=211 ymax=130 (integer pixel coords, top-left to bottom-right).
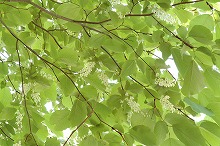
xmin=15 ymin=40 xmax=38 ymax=145
xmin=0 ymin=2 xmax=28 ymax=10
xmin=176 ymin=108 xmax=194 ymax=121
xmin=129 ymin=76 xmax=159 ymax=100
xmin=7 ymin=75 xmax=21 ymax=95
xmin=94 ymin=112 xmax=128 ymax=145
xmin=152 ymin=16 xmax=194 ymax=49
xmin=0 ymin=128 xmax=14 ymax=141
xmin=63 ymin=110 xmax=94 ymax=146
xmin=31 ymin=21 xmax=63 ymax=49
xmin=0 ymin=18 xmax=93 ymax=108
xmin=6 ymin=0 xmax=154 ymax=25
xmin=172 ymin=0 xmax=204 ymax=7
xmin=100 ymin=46 xmax=121 ymax=70
xmin=1 ymin=18 xmax=128 ymax=144
xmin=100 ymin=24 xmax=156 ymax=73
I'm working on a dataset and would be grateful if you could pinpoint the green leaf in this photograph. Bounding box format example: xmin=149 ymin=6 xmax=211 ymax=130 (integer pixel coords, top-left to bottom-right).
xmin=50 ymin=109 xmax=71 ymax=131
xmin=5 ymin=9 xmax=32 ymax=26
xmin=0 ymin=88 xmax=12 ymax=106
xmin=57 ymin=47 xmax=78 ymax=66
xmin=0 ymin=63 xmax=8 ymax=76
xmin=103 ymin=39 xmax=126 ymax=53
xmin=152 ymin=30 xmax=165 ymax=42
xmin=181 ymin=61 xmax=205 ymax=96
xmin=154 ymin=121 xmax=168 ymax=145
xmin=204 ymin=68 xmax=220 ymax=96
xmin=165 ymin=113 xmax=206 ymax=146
xmin=68 ymin=100 xmax=87 ymax=127
xmin=56 ymin=3 xmax=83 ymax=21
xmin=189 ymin=14 xmax=214 ymax=31
xmin=161 ymin=138 xmax=185 ymax=146
xmin=200 ymin=121 xmax=220 ymax=138
xmin=79 ymin=136 xmax=98 ymax=146
xmin=184 ymin=97 xmax=213 ymax=116
xmin=109 ymin=11 xmax=121 ymax=26
xmin=173 ymin=9 xmax=193 ymax=23
xmin=45 ymin=137 xmax=60 ymax=146
xmin=0 ymin=107 xmax=16 ymax=120
xmin=36 ymin=125 xmax=48 ymax=142
xmin=188 ymin=25 xmax=213 ymax=44
xmin=85 ymin=73 xmax=106 ymax=91
xmin=216 ymin=22 xmax=220 ymax=39
xmin=171 ymin=48 xmax=192 ymax=77
xmin=120 ymin=60 xmax=136 ymax=77
xmin=103 ymin=132 xmax=122 ymax=143
xmin=129 ymin=125 xmax=157 ymax=146
xmin=159 ymin=42 xmax=171 ymax=60
xmin=58 ymin=74 xmax=75 ymax=97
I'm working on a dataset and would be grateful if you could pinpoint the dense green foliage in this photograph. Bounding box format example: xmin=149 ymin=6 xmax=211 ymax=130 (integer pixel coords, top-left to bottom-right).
xmin=0 ymin=0 xmax=220 ymax=145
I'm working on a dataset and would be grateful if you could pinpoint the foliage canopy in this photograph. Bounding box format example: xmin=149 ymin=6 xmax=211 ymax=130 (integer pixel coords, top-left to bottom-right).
xmin=0 ymin=0 xmax=220 ymax=145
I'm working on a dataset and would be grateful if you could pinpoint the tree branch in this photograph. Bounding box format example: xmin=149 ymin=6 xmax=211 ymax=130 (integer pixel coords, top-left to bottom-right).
xmin=6 ymin=0 xmax=154 ymax=25
xmin=15 ymin=40 xmax=38 ymax=145
xmin=0 ymin=127 xmax=14 ymax=141
xmin=152 ymin=16 xmax=194 ymax=49
xmin=31 ymin=21 xmax=63 ymax=49
xmin=63 ymin=110 xmax=94 ymax=146
xmin=172 ymin=0 xmax=204 ymax=7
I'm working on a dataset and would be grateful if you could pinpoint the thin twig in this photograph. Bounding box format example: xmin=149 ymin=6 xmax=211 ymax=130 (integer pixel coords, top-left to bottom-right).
xmin=0 ymin=128 xmax=14 ymax=141
xmin=152 ymin=16 xmax=194 ymax=49
xmin=15 ymin=40 xmax=38 ymax=145
xmin=63 ymin=110 xmax=94 ymax=146
xmin=32 ymin=21 xmax=63 ymax=49
xmin=172 ymin=0 xmax=204 ymax=7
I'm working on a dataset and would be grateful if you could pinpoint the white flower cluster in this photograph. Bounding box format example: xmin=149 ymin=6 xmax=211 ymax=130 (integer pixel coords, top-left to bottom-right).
xmin=160 ymin=95 xmax=176 ymax=113
xmin=31 ymin=92 xmax=41 ymax=105
xmin=150 ymin=4 xmax=176 ymax=24
xmin=15 ymin=110 xmax=23 ymax=133
xmin=155 ymin=73 xmax=176 ymax=87
xmin=109 ymin=0 xmax=120 ymax=6
xmin=13 ymin=141 xmax=21 ymax=146
xmin=98 ymin=71 xmax=109 ymax=87
xmin=23 ymin=82 xmax=37 ymax=94
xmin=23 ymin=83 xmax=32 ymax=94
xmin=79 ymin=62 xmax=95 ymax=77
xmin=125 ymin=96 xmax=141 ymax=113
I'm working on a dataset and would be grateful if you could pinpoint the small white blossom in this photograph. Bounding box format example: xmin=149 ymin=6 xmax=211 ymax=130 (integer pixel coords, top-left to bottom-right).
xmin=127 ymin=111 xmax=133 ymax=123
xmin=155 ymin=75 xmax=176 ymax=87
xmin=15 ymin=110 xmax=23 ymax=133
xmin=23 ymin=83 xmax=31 ymax=94
xmin=160 ymin=95 xmax=176 ymax=113
xmin=32 ymin=92 xmax=41 ymax=105
xmin=109 ymin=0 xmax=120 ymax=6
xmin=13 ymin=141 xmax=21 ymax=146
xmin=150 ymin=4 xmax=176 ymax=24
xmin=98 ymin=71 xmax=109 ymax=87
xmin=125 ymin=96 xmax=141 ymax=113
xmin=79 ymin=62 xmax=95 ymax=77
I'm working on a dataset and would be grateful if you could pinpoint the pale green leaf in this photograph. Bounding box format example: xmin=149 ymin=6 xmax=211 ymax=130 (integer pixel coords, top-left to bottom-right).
xmin=184 ymin=97 xmax=213 ymax=116
xmin=50 ymin=109 xmax=71 ymax=131
xmin=0 ymin=107 xmax=16 ymax=120
xmin=188 ymin=25 xmax=213 ymax=44
xmin=181 ymin=61 xmax=205 ymax=96
xmin=120 ymin=60 xmax=136 ymax=77
xmin=129 ymin=125 xmax=157 ymax=146
xmin=68 ymin=100 xmax=87 ymax=127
